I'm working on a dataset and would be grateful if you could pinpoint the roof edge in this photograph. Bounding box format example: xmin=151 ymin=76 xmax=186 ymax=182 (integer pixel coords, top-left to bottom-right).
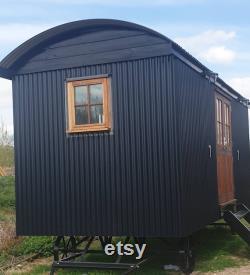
xmin=172 ymin=51 xmax=248 ymax=104
xmin=0 ymin=67 xmax=12 ymax=80
xmin=0 ymin=18 xmax=170 ymax=76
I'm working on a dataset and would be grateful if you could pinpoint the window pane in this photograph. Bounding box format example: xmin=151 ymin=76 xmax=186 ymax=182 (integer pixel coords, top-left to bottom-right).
xmin=217 ymin=122 xmax=223 ymax=145
xmin=224 ymin=104 xmax=229 ymax=125
xmin=90 ymin=105 xmax=103 ymax=124
xmin=224 ymin=126 xmax=227 ymax=145
xmin=224 ymin=125 xmax=231 ymax=145
xmin=217 ymin=99 xmax=222 ymax=122
xmin=228 ymin=125 xmax=231 ymax=144
xmin=90 ymin=84 xmax=103 ymax=104
xmin=75 ymin=106 xmax=88 ymax=125
xmin=74 ymin=86 xmax=88 ymax=105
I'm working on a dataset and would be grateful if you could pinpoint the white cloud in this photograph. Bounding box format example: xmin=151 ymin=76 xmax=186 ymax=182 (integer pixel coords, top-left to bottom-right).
xmin=175 ymin=30 xmax=235 ymax=50
xmin=0 ymin=23 xmax=56 ymax=59
xmin=0 ymin=23 xmax=53 ymax=44
xmin=175 ymin=30 xmax=237 ymax=65
xmin=200 ymin=46 xmax=236 ymax=64
xmin=0 ymin=78 xmax=13 ymax=133
xmin=228 ymin=77 xmax=250 ymax=100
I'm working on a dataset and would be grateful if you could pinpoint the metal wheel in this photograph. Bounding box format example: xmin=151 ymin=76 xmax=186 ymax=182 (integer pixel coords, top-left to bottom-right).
xmin=180 ymin=249 xmax=195 ymax=274
xmin=179 ymin=237 xmax=195 ymax=274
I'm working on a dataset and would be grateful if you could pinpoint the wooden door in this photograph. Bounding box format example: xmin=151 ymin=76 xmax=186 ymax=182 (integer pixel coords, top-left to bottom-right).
xmin=215 ymin=94 xmax=235 ymax=205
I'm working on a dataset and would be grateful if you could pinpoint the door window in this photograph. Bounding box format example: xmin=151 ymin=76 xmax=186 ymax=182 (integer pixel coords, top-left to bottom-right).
xmin=216 ymin=97 xmax=231 ymax=148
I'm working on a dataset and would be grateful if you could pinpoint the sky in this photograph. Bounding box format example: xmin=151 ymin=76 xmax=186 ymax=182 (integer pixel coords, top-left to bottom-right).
xmin=1 ymin=0 xmax=250 ymax=133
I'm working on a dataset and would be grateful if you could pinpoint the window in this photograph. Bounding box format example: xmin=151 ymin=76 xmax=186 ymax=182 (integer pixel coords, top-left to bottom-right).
xmin=216 ymin=98 xmax=223 ymax=145
xmin=67 ymin=77 xmax=111 ymax=133
xmin=224 ymin=103 xmax=231 ymax=146
xmin=216 ymin=96 xmax=231 ymax=147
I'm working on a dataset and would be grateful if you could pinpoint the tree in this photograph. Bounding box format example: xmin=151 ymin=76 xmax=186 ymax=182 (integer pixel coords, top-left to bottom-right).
xmin=0 ymin=121 xmax=14 ymax=168
xmin=0 ymin=121 xmax=13 ymax=147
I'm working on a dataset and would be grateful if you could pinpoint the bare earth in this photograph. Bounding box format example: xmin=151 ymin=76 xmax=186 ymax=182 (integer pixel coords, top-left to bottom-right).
xmin=194 ymin=264 xmax=250 ymax=275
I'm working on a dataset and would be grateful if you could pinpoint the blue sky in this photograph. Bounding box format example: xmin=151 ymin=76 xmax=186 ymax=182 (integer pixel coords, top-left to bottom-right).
xmin=1 ymin=0 xmax=250 ymax=133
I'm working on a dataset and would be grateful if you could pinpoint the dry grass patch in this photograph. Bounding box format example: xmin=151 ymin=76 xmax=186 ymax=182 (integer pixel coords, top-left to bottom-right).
xmin=5 ymin=257 xmax=52 ymax=275
xmin=0 ymin=222 xmax=17 ymax=251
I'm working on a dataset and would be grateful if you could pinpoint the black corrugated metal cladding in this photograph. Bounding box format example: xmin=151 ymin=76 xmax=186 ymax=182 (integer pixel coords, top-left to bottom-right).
xmin=174 ymin=57 xmax=219 ymax=236
xmin=13 ymin=56 xmax=184 ymax=237
xmin=231 ymin=100 xmax=250 ymax=208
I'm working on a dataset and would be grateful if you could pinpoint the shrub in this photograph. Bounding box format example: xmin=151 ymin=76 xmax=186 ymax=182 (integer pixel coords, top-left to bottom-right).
xmin=0 ymin=176 xmax=15 ymax=209
xmin=9 ymin=236 xmax=54 ymax=257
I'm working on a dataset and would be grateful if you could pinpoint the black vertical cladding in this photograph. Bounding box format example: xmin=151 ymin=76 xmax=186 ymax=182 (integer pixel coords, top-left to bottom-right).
xmin=5 ymin=19 xmax=249 ymax=239
xmin=231 ymin=100 xmax=250 ymax=208
xmin=13 ymin=56 xmax=183 ymax=237
xmin=173 ymin=57 xmax=219 ymax=236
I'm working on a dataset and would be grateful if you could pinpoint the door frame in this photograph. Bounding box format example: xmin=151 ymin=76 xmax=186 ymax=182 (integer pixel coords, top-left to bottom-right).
xmin=215 ymin=91 xmax=235 ymax=206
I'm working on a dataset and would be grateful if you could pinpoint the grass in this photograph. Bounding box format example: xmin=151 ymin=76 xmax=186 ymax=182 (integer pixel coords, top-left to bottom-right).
xmin=0 ymin=145 xmax=14 ymax=167
xmin=194 ymin=226 xmax=250 ymax=272
xmin=0 ymin=177 xmax=53 ymax=272
xmin=0 ymin=176 xmax=15 ymax=209
xmin=13 ymin=265 xmax=52 ymax=275
xmin=0 ymin=177 xmax=250 ymax=274
xmin=8 ymin=230 xmax=250 ymax=275
xmin=13 ymin=264 xmax=52 ymax=275
xmin=9 ymin=236 xmax=55 ymax=257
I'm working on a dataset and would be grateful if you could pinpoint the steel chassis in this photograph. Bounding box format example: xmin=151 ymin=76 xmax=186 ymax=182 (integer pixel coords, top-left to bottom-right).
xmin=50 ymin=236 xmax=194 ymax=274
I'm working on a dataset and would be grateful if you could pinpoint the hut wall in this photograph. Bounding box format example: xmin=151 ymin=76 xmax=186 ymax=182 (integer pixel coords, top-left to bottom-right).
xmin=173 ymin=57 xmax=219 ymax=236
xmin=231 ymin=100 xmax=250 ymax=208
xmin=13 ymin=56 xmax=183 ymax=237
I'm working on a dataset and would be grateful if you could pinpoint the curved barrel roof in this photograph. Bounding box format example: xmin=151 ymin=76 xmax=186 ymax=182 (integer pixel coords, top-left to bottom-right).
xmin=0 ymin=19 xmax=247 ymax=102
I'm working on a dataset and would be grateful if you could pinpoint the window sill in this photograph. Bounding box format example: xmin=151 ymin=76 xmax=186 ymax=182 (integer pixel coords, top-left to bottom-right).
xmin=67 ymin=125 xmax=111 ymax=133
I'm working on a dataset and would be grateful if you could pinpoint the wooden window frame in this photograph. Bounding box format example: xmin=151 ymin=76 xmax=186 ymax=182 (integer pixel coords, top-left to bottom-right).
xmin=216 ymin=98 xmax=223 ymax=146
xmin=215 ymin=94 xmax=232 ymax=149
xmin=67 ymin=77 xmax=111 ymax=133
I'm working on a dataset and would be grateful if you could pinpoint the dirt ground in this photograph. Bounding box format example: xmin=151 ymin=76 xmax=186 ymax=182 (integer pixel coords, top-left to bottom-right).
xmin=195 ymin=264 xmax=250 ymax=274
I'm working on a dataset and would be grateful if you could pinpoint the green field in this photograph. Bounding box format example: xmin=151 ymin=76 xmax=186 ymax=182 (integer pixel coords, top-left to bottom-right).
xmin=0 ymin=177 xmax=250 ymax=274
